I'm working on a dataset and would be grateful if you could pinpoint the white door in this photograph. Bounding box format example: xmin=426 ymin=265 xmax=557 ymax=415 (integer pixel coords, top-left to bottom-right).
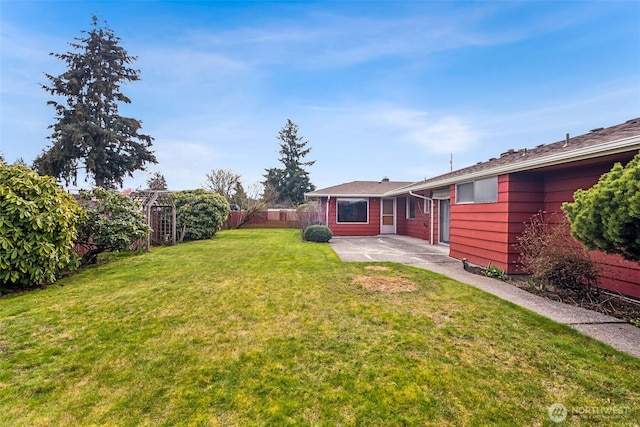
xmin=381 ymin=198 xmax=396 ymax=234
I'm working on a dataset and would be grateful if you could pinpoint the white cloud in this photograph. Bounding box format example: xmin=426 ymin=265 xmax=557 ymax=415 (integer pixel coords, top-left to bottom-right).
xmin=358 ymin=105 xmax=481 ymax=154
xmin=407 ymin=116 xmax=480 ymax=154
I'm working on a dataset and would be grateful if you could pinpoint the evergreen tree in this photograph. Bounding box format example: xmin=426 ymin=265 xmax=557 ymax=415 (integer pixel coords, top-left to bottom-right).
xmin=147 ymin=172 xmax=168 ymax=190
xmin=230 ymin=181 xmax=249 ymax=209
xmin=563 ymin=152 xmax=640 ymax=262
xmin=263 ymin=119 xmax=315 ymax=205
xmin=34 ymin=16 xmax=156 ymax=188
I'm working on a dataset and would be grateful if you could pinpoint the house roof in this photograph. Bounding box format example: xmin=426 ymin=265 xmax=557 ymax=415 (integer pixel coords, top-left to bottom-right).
xmin=306 ymin=180 xmax=414 ymax=198
xmin=386 ymin=117 xmax=640 ymax=196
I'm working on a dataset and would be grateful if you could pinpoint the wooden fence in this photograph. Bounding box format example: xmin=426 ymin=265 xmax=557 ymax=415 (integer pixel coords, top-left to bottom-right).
xmin=226 ymin=209 xmax=300 ymax=229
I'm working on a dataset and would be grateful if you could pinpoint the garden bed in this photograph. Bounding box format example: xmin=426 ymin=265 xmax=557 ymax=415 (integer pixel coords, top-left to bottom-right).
xmin=510 ymin=279 xmax=640 ymax=326
xmin=465 ymin=262 xmax=640 ymax=326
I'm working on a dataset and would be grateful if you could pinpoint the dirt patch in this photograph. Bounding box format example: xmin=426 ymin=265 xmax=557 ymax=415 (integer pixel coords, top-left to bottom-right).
xmin=364 ymin=266 xmax=391 ymax=271
xmin=353 ymin=275 xmax=418 ymax=293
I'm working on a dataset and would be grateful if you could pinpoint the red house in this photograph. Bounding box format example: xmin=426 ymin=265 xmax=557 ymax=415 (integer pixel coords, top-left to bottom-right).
xmin=306 ymin=118 xmax=640 ymax=298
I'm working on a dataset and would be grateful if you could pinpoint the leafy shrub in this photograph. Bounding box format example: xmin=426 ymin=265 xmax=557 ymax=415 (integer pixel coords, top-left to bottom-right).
xmin=483 ymin=266 xmax=507 ymax=281
xmin=76 ymin=188 xmax=151 ymax=265
xmin=173 ymin=190 xmax=230 ymax=241
xmin=516 ymin=212 xmax=599 ymax=295
xmin=0 ymin=164 xmax=85 ymax=289
xmin=563 ymin=152 xmax=640 ymax=262
xmin=304 ymin=224 xmax=332 ymax=243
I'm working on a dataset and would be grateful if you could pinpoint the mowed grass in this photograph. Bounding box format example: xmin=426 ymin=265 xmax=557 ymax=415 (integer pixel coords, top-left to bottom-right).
xmin=1 ymin=229 xmax=638 ymax=426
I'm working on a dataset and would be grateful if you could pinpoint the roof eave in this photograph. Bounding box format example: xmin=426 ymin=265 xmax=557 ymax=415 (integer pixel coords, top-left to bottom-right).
xmin=384 ymin=135 xmax=640 ymax=196
xmin=305 ymin=193 xmax=388 ymax=198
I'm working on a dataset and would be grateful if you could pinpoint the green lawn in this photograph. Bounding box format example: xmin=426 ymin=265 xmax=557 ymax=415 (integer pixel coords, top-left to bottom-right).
xmin=1 ymin=229 xmax=638 ymax=426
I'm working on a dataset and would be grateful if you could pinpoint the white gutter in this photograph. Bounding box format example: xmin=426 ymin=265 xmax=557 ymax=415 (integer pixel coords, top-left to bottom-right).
xmin=306 ymin=193 xmax=391 ymax=198
xmin=409 ymin=190 xmax=433 ymax=245
xmin=326 ymin=195 xmax=330 ymax=226
xmin=386 ymin=135 xmax=640 ymax=196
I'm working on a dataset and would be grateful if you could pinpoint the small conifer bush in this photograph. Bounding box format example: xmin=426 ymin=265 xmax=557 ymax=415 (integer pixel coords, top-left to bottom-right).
xmin=303 ymin=224 xmax=332 ymax=243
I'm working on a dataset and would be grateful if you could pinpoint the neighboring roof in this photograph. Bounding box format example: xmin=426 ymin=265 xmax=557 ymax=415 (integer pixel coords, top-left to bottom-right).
xmin=387 ymin=117 xmax=640 ymax=195
xmin=306 ymin=180 xmax=414 ymax=198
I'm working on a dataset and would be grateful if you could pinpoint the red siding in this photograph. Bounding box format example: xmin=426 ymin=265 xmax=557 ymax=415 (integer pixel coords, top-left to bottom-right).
xmin=448 ymin=177 xmax=512 ymax=271
xmin=324 ymin=197 xmax=381 ymax=236
xmin=505 ymin=173 xmax=545 ymax=271
xmin=396 ymin=197 xmax=432 ymax=241
xmin=542 ymin=164 xmax=612 ymax=213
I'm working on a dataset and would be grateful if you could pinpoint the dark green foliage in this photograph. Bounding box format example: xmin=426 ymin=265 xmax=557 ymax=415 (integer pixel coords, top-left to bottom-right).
xmin=173 ymin=190 xmax=231 ymax=241
xmin=516 ymin=212 xmax=599 ymax=295
xmin=263 ymin=119 xmax=315 ymax=205
xmin=230 ymin=181 xmax=249 ymax=209
xmin=34 ymin=16 xmax=156 ymax=188
xmin=563 ymin=153 xmax=640 ymax=262
xmin=303 ymin=224 xmax=332 ymax=243
xmin=147 ymin=172 xmax=168 ymax=190
xmin=76 ymin=188 xmax=151 ymax=264
xmin=0 ymin=164 xmax=85 ymax=289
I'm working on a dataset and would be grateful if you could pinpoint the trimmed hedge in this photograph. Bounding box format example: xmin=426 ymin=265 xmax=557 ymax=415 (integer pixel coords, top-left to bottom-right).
xmin=304 ymin=224 xmax=332 ymax=243
xmin=173 ymin=190 xmax=231 ymax=241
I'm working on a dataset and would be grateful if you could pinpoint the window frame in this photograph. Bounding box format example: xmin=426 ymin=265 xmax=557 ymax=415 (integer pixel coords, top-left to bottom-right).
xmin=336 ymin=198 xmax=369 ymax=223
xmin=406 ymin=196 xmax=416 ymax=219
xmin=455 ymin=177 xmax=498 ymax=204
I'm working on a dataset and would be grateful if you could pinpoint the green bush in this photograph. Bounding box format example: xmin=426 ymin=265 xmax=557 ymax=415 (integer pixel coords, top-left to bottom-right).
xmin=303 ymin=224 xmax=332 ymax=243
xmin=77 ymin=188 xmax=151 ymax=265
xmin=0 ymin=164 xmax=85 ymax=289
xmin=173 ymin=190 xmax=230 ymax=241
xmin=563 ymin=152 xmax=640 ymax=262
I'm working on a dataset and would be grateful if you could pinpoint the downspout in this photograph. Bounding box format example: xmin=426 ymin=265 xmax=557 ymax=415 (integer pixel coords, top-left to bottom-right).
xmin=326 ymin=196 xmax=330 ymax=227
xmin=409 ymin=190 xmax=434 ymax=245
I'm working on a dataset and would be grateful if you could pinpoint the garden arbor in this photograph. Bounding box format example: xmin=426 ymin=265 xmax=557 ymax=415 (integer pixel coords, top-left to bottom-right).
xmin=132 ymin=190 xmax=176 ymax=248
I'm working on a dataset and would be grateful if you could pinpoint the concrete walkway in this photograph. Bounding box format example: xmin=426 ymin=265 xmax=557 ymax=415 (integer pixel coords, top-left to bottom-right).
xmin=330 ymin=235 xmax=640 ymax=359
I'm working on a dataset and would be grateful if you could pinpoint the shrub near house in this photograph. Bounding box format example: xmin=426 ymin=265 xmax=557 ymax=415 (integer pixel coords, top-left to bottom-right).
xmin=304 ymin=225 xmax=332 ymax=243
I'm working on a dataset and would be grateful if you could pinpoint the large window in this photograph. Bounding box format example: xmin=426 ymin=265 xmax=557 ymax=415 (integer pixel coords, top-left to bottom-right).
xmin=456 ymin=177 xmax=498 ymax=204
xmin=337 ymin=198 xmax=368 ymax=223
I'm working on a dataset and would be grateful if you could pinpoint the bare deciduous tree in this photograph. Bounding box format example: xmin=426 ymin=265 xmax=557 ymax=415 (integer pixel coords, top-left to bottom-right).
xmin=204 ymin=168 xmax=241 ymax=201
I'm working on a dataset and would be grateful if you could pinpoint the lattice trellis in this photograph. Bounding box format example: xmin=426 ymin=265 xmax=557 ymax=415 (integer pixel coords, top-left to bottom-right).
xmin=131 ymin=190 xmax=176 ymax=248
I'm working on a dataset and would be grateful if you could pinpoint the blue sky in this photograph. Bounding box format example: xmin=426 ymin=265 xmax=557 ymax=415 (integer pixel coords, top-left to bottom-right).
xmin=1 ymin=1 xmax=639 ymax=192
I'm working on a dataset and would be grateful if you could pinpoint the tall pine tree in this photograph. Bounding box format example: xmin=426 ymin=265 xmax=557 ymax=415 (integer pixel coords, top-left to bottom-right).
xmin=264 ymin=119 xmax=315 ymax=206
xmin=34 ymin=16 xmax=156 ymax=188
